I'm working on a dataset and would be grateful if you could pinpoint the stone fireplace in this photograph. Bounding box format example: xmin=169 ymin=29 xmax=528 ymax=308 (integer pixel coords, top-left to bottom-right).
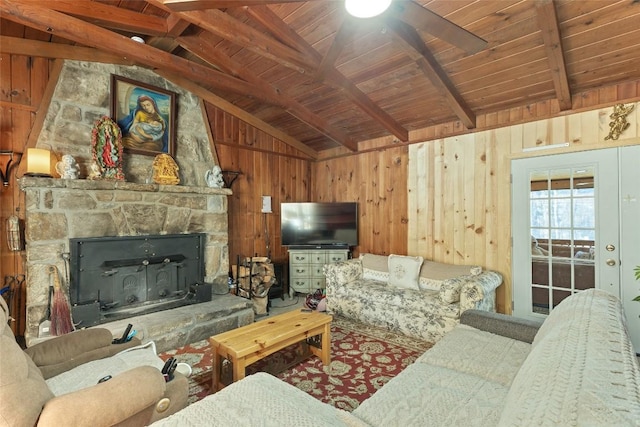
xmin=19 ymin=59 xmax=255 ymax=346
xmin=21 ymin=177 xmax=239 ymax=346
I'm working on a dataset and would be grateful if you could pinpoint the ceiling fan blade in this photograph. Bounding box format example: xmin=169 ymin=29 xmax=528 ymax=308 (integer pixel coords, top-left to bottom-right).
xmin=389 ymin=1 xmax=487 ymax=55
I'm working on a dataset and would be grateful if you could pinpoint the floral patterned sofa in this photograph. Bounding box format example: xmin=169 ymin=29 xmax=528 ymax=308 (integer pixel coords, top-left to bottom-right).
xmin=323 ymin=253 xmax=503 ymax=342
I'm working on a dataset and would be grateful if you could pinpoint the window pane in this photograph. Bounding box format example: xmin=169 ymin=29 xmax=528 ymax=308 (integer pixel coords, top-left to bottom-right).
xmin=531 ymin=200 xmax=549 ymax=227
xmin=573 ymin=198 xmax=594 ymax=228
xmin=549 ymin=199 xmax=572 ymax=228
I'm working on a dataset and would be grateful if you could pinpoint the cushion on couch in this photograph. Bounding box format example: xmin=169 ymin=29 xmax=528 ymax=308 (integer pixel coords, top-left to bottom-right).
xmin=353 ymin=361 xmax=509 ymax=426
xmin=419 ymin=260 xmax=482 ymax=291
xmin=415 ymin=324 xmax=531 ymax=386
xmin=388 ymin=254 xmax=423 ymax=290
xmin=360 ymin=253 xmax=389 ymax=282
xmin=360 ymin=253 xmax=481 ymax=293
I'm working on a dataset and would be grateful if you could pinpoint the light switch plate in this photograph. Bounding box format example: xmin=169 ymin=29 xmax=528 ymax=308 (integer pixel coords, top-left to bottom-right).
xmin=261 ymin=195 xmax=272 ymax=213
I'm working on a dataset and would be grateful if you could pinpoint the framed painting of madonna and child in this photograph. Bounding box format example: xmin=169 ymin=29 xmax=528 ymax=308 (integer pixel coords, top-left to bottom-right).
xmin=110 ymin=75 xmax=177 ymax=156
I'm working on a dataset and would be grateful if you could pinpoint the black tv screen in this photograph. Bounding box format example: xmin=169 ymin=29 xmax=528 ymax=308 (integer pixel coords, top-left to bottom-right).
xmin=281 ymin=202 xmax=358 ymax=248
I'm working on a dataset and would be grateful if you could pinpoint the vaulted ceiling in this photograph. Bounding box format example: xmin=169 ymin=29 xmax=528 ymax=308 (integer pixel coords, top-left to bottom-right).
xmin=2 ymin=0 xmax=640 ymax=159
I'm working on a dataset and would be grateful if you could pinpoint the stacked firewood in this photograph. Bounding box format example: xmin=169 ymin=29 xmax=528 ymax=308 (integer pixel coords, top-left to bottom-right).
xmin=234 ymin=256 xmax=275 ymax=315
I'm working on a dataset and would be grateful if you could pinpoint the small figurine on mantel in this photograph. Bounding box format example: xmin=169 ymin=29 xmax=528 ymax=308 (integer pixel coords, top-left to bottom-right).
xmin=205 ymin=165 xmax=225 ymax=188
xmin=87 ymin=160 xmax=103 ymax=180
xmin=152 ymin=153 xmax=180 ymax=185
xmin=55 ymin=154 xmax=80 ymax=180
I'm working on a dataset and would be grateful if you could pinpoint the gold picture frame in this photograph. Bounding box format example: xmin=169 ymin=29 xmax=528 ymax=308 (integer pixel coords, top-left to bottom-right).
xmin=110 ymin=75 xmax=177 ymax=157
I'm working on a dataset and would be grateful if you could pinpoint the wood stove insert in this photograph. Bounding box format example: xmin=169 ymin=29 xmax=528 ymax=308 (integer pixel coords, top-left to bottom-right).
xmin=69 ymin=233 xmax=211 ymax=326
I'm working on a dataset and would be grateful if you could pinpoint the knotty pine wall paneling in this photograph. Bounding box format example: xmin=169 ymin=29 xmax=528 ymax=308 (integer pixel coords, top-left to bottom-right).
xmin=312 ymin=146 xmax=408 ymax=257
xmin=408 ymin=101 xmax=640 ymax=315
xmin=208 ymin=104 xmax=312 ymax=267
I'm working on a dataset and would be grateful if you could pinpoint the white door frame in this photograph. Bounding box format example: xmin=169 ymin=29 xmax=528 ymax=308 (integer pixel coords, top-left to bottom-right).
xmin=512 ymin=148 xmax=621 ymax=321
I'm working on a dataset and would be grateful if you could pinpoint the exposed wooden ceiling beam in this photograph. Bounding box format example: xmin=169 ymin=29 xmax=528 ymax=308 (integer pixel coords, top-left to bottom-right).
xmin=4 ymin=0 xmax=353 ymax=152
xmin=145 ymin=0 xmax=196 ymax=51
xmin=0 ymin=36 xmax=135 ymax=65
xmin=180 ymin=8 xmax=311 ymax=72
xmin=175 ymin=7 xmax=407 ymax=145
xmin=3 ymin=2 xmax=342 ymax=111
xmin=388 ymin=19 xmax=476 ymax=129
xmin=155 ymin=69 xmax=317 ymax=159
xmin=0 ymin=1 xmax=275 ymax=101
xmin=28 ymin=0 xmax=168 ymax=37
xmin=536 ymin=0 xmax=572 ymax=111
xmin=0 ymin=38 xmax=316 ymax=159
xmin=244 ymin=5 xmax=409 ymax=142
xmin=314 ymin=18 xmax=355 ymax=81
xmin=178 ymin=34 xmax=357 ymax=151
xmin=240 ymin=5 xmax=311 ymax=55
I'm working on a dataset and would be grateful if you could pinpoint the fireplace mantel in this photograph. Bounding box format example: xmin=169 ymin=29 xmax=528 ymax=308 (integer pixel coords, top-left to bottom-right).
xmin=19 ymin=176 xmax=232 ymax=196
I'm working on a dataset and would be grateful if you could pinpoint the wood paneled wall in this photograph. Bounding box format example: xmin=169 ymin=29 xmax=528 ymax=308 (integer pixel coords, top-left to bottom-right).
xmin=311 ymin=147 xmax=408 ymax=257
xmin=0 ymin=51 xmax=53 ymax=334
xmin=206 ymin=104 xmax=312 ymax=266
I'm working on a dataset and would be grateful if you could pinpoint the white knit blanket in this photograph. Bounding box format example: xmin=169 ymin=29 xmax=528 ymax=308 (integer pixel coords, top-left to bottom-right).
xmin=46 ymin=342 xmax=164 ymax=396
xmin=498 ymin=289 xmax=640 ymax=426
xmin=150 ymin=372 xmax=368 ymax=427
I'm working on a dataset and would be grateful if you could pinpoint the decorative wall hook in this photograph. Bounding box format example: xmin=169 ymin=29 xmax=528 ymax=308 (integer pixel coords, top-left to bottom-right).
xmin=0 ymin=151 xmax=22 ymax=186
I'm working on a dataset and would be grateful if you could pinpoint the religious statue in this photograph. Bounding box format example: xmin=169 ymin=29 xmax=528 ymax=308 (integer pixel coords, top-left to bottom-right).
xmin=152 ymin=153 xmax=180 ymax=185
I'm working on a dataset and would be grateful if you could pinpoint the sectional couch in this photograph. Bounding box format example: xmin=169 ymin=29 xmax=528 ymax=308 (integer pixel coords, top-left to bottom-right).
xmin=323 ymin=253 xmax=503 ymax=342
xmin=151 ymin=288 xmax=640 ymax=426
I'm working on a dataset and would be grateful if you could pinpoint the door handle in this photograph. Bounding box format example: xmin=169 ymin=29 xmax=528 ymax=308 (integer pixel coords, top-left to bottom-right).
xmin=605 ymin=259 xmax=616 ymax=266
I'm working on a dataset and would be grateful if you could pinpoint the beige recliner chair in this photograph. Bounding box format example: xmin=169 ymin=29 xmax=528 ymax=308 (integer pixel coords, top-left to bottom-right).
xmin=0 ymin=296 xmax=188 ymax=427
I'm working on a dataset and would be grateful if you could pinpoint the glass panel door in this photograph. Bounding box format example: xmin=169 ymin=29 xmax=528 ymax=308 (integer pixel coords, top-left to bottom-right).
xmin=512 ymin=149 xmax=620 ymax=321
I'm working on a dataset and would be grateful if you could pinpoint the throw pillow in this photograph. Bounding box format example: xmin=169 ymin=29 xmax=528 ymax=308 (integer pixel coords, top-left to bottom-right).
xmin=360 ymin=253 xmax=390 ymax=282
xmin=387 ymin=254 xmax=423 ymax=290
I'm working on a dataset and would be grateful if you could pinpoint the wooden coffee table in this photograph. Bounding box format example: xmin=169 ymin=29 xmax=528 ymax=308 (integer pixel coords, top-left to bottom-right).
xmin=209 ymin=309 xmax=332 ymax=392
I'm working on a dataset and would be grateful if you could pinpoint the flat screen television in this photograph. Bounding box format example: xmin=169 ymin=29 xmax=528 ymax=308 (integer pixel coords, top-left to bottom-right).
xmin=281 ymin=202 xmax=358 ymax=248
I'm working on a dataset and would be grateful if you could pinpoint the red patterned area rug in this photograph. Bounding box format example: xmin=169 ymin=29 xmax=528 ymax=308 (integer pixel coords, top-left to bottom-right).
xmin=159 ymin=316 xmax=433 ymax=411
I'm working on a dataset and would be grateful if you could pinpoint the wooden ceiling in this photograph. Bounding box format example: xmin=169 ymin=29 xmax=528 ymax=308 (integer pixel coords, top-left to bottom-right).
xmin=2 ymin=0 xmax=640 ymax=158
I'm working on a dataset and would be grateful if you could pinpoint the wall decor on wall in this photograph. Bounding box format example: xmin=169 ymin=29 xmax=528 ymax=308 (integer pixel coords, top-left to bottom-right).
xmin=91 ymin=116 xmax=125 ymax=181
xmin=110 ymin=75 xmax=177 ymax=156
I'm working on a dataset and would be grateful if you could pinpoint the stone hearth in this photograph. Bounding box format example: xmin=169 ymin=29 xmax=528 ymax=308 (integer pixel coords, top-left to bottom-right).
xmin=97 ymin=295 xmax=253 ymax=353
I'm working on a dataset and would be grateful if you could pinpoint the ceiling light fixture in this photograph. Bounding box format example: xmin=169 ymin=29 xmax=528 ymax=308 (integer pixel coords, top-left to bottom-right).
xmin=345 ymin=0 xmax=392 ymax=19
